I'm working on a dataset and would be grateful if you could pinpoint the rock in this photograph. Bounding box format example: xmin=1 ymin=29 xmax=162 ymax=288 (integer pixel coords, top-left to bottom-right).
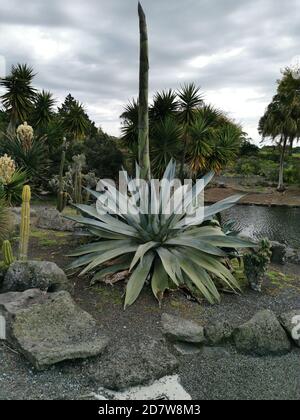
xmin=199 ymin=346 xmax=231 ymax=358
xmin=11 ymin=207 xmax=37 ymax=217
xmin=89 ymin=337 xmax=178 ymax=391
xmin=1 ymin=261 xmax=72 ymax=293
xmin=204 ymin=321 xmax=233 ymax=345
xmin=10 ymin=207 xmax=37 ymax=233
xmin=286 ymin=248 xmax=300 ymax=265
xmin=161 ymin=313 xmax=205 ymax=344
xmin=174 ymin=342 xmax=202 ymax=355
xmin=279 ymin=310 xmax=300 ymax=347
xmin=270 ymin=241 xmax=286 ymax=265
xmin=36 ymin=208 xmax=76 ymax=232
xmin=0 ymin=290 xmax=109 ymax=370
xmin=0 ymin=289 xmax=44 ymax=314
xmin=233 ymin=310 xmax=291 ymax=356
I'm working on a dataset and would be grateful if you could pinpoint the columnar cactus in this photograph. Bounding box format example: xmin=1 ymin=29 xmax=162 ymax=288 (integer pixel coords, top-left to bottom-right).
xmin=72 ymin=154 xmax=85 ymax=204
xmin=19 ymin=185 xmax=31 ymax=261
xmin=57 ymin=137 xmax=67 ymax=212
xmin=2 ymin=240 xmax=14 ymax=266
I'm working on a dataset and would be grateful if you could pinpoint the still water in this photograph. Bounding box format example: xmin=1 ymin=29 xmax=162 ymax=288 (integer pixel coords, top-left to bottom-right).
xmin=222 ymin=205 xmax=300 ymax=248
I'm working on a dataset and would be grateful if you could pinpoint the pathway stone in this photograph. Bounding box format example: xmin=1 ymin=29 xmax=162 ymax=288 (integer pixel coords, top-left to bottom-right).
xmin=88 ymin=337 xmax=178 ymax=391
xmin=0 ymin=290 xmax=109 ymax=370
xmin=161 ymin=313 xmax=206 ymax=344
xmin=233 ymin=310 xmax=291 ymax=356
xmin=279 ymin=310 xmax=300 ymax=347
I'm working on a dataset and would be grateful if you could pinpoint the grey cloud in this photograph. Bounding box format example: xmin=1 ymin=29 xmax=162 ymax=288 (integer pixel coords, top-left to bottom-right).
xmin=0 ymin=0 xmax=300 ymax=140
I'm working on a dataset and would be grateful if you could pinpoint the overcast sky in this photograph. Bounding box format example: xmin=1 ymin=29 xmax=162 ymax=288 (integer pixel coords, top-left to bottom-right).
xmin=0 ymin=0 xmax=300 ymax=143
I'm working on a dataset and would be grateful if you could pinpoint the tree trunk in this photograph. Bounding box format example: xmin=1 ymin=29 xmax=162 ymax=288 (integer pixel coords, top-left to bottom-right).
xmin=138 ymin=2 xmax=151 ymax=180
xmin=277 ymin=136 xmax=288 ymax=192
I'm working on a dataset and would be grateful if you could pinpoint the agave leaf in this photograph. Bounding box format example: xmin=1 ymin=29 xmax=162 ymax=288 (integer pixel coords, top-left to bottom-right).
xmin=181 ymin=225 xmax=224 ymax=237
xmin=156 ymin=247 xmax=181 ymax=286
xmin=79 ymin=245 xmax=138 ymax=276
xmin=203 ymin=194 xmax=245 ymax=220
xmin=124 ymin=252 xmax=155 ymax=308
xmin=179 ymin=260 xmax=218 ymax=304
xmin=165 ymin=237 xmax=227 ymax=257
xmin=174 ymin=247 xmax=240 ymax=292
xmin=91 ymin=257 xmax=131 ymax=285
xmin=162 ymin=158 xmax=176 ymax=182
xmin=88 ymin=227 xmax=129 ymax=240
xmin=73 ymin=203 xmax=138 ymax=233
xmin=67 ymin=239 xmax=136 ymax=257
xmin=100 ymin=179 xmax=140 ymax=222
xmin=67 ymin=252 xmax=103 ymax=270
xmin=198 ymin=235 xmax=255 ymax=248
xmin=64 ymin=215 xmax=139 ymax=238
xmin=130 ymin=241 xmax=159 ymax=271
xmin=173 ymin=193 xmax=244 ymax=228
xmin=151 ymin=258 xmax=169 ymax=303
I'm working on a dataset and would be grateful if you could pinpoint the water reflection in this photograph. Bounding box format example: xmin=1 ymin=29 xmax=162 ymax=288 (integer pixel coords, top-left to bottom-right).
xmin=222 ymin=205 xmax=300 ymax=248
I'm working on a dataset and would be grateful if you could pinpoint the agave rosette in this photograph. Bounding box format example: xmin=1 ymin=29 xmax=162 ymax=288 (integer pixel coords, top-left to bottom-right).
xmin=67 ymin=160 xmax=254 ymax=307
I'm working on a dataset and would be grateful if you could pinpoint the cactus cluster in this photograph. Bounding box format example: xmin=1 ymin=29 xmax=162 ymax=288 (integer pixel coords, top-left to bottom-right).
xmin=19 ymin=185 xmax=31 ymax=261
xmin=0 ymin=154 xmax=16 ymax=185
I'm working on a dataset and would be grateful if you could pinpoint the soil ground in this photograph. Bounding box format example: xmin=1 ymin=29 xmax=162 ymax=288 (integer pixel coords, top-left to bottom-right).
xmin=0 ymin=228 xmax=300 ymax=400
xmin=205 ymin=185 xmax=300 ymax=207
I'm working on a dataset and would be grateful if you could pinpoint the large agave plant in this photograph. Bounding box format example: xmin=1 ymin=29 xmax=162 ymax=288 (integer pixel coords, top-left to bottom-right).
xmin=67 ymin=160 xmax=254 ymax=308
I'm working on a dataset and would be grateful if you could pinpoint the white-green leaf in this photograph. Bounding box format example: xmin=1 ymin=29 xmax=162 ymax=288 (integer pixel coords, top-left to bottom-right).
xmin=124 ymin=252 xmax=155 ymax=308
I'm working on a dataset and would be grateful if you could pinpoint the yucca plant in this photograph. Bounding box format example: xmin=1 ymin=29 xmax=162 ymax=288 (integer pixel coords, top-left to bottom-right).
xmin=67 ymin=160 xmax=254 ymax=308
xmin=0 ymin=169 xmax=27 ymax=205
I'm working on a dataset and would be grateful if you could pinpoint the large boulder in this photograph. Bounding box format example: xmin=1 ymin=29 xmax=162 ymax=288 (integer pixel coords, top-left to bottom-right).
xmin=233 ymin=310 xmax=291 ymax=356
xmin=88 ymin=337 xmax=178 ymax=391
xmin=1 ymin=261 xmax=72 ymax=293
xmin=270 ymin=241 xmax=287 ymax=265
xmin=161 ymin=313 xmax=206 ymax=344
xmin=0 ymin=290 xmax=109 ymax=370
xmin=279 ymin=310 xmax=300 ymax=347
xmin=36 ymin=208 xmax=76 ymax=232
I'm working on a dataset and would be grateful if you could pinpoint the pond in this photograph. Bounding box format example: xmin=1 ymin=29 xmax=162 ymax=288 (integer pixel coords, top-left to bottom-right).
xmin=222 ymin=205 xmax=300 ymax=249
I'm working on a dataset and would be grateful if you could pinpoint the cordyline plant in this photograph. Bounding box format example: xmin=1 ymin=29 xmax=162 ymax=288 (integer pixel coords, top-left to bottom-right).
xmin=67 ymin=160 xmax=254 ymax=308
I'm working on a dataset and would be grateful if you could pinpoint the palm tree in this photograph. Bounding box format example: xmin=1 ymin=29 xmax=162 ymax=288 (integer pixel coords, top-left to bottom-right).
xmin=259 ymin=68 xmax=300 ymax=191
xmin=206 ymin=123 xmax=244 ymax=173
xmin=150 ymin=117 xmax=182 ymax=177
xmin=150 ymin=89 xmax=178 ymax=122
xmin=177 ymin=83 xmax=203 ymax=180
xmin=0 ymin=64 xmax=36 ymax=135
xmin=259 ymin=92 xmax=299 ymax=191
xmin=187 ymin=106 xmax=243 ymax=176
xmin=59 ymin=95 xmax=90 ymax=141
xmin=31 ymin=90 xmax=55 ymax=133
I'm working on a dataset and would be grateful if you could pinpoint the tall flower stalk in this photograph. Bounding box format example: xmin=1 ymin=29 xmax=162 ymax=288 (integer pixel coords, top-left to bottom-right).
xmin=138 ymin=2 xmax=151 ymax=180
